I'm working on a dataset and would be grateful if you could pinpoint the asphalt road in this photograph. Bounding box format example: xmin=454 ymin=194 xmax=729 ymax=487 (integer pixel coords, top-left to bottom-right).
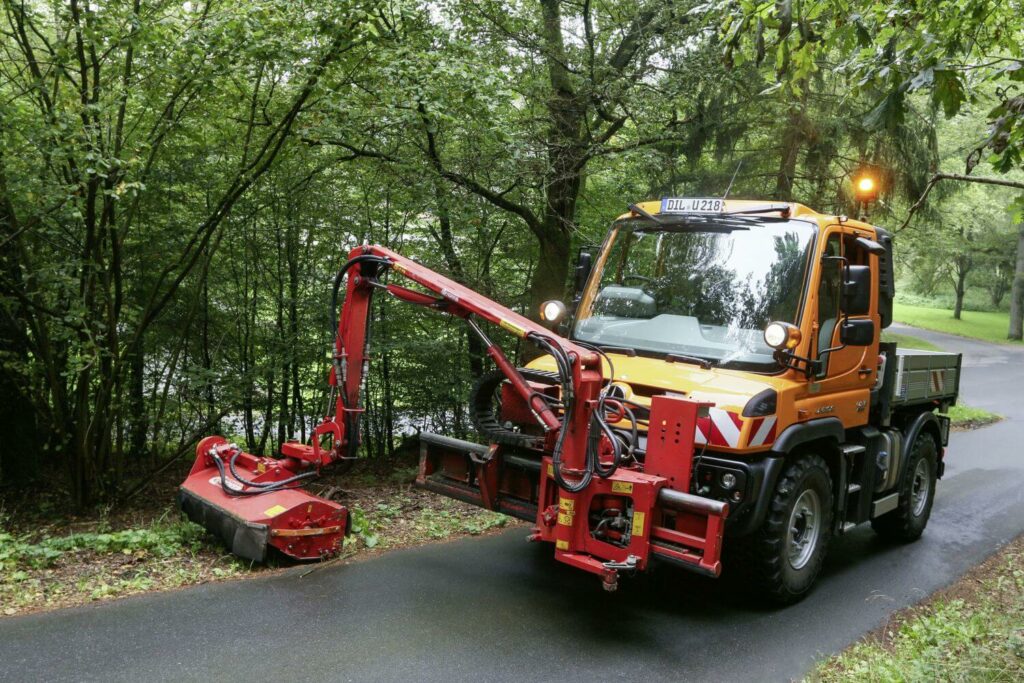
xmin=2 ymin=324 xmax=1023 ymax=682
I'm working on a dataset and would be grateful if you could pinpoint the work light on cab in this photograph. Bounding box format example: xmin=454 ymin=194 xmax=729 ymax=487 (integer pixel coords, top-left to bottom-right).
xmin=764 ymin=321 xmax=801 ymax=350
xmin=854 ymin=174 xmax=879 ymax=203
xmin=540 ymin=299 xmax=567 ymax=325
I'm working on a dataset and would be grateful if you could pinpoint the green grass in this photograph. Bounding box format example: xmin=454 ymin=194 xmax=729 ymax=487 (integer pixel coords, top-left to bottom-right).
xmin=894 ymin=302 xmax=1022 ymax=345
xmin=946 ymin=404 xmax=1003 ymax=430
xmin=811 ymin=540 xmax=1024 ymax=682
xmin=879 ymin=331 xmax=943 ymax=352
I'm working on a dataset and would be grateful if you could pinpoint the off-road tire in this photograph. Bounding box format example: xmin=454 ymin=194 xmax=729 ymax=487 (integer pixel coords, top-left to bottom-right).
xmin=871 ymin=432 xmax=938 ymax=542
xmin=743 ymin=454 xmax=834 ymax=605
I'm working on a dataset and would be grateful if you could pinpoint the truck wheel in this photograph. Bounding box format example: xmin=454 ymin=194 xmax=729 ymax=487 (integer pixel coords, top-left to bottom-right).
xmin=871 ymin=432 xmax=937 ymax=542
xmin=746 ymin=454 xmax=834 ymax=604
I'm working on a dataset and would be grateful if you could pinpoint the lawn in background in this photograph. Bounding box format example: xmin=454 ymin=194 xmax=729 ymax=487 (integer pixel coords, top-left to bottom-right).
xmin=893 ymin=302 xmax=1021 ymax=344
xmin=879 ymin=331 xmax=943 ymax=352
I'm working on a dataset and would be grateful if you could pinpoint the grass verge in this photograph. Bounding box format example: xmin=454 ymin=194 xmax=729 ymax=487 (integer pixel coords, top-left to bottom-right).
xmin=0 ymin=465 xmax=518 ymax=618
xmin=810 ymin=535 xmax=1024 ymax=682
xmin=894 ymin=302 xmax=1022 ymax=345
xmin=0 ymin=514 xmax=248 ymax=616
xmin=946 ymin=404 xmax=1003 ymax=431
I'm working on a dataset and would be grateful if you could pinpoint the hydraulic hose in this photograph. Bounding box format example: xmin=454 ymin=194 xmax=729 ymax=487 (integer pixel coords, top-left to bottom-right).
xmin=329 ymin=254 xmax=392 ymax=348
xmin=329 ymin=253 xmax=392 ymax=463
xmin=209 ymin=448 xmax=317 ymax=497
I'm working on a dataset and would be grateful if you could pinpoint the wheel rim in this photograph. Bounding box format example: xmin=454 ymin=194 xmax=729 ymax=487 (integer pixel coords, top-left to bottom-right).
xmin=911 ymin=458 xmax=931 ymax=517
xmin=787 ymin=488 xmax=821 ymax=570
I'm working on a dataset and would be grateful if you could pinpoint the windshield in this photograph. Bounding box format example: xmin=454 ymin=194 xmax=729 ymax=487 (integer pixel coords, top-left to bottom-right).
xmin=574 ymin=218 xmax=816 ymax=372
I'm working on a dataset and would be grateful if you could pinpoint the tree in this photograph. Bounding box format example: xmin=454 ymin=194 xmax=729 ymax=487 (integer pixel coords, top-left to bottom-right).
xmin=0 ymin=0 xmax=382 ymax=505
xmin=727 ymin=0 xmax=1024 ymax=337
xmin=321 ymin=1 xmax=734 ymax=313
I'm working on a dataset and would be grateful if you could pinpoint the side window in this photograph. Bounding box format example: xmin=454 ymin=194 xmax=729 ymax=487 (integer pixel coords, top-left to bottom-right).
xmin=815 ymin=235 xmax=842 ymax=375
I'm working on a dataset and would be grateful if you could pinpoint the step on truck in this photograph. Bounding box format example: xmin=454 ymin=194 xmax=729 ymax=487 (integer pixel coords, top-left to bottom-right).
xmin=179 ymin=198 xmax=961 ymax=603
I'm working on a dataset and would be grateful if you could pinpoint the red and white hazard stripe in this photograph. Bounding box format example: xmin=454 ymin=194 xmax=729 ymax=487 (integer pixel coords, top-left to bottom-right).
xmin=695 ymin=408 xmax=744 ymax=448
xmin=930 ymin=370 xmax=945 ymax=393
xmin=748 ymin=416 xmax=777 ymax=447
xmin=691 ymin=409 xmax=777 ymax=449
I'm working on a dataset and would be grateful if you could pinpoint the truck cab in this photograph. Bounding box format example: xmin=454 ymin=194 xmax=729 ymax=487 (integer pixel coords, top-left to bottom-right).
xmin=536 ymin=198 xmax=958 ymax=598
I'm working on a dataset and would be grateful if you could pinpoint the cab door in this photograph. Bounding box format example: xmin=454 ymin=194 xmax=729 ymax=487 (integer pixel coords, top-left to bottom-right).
xmin=804 ymin=226 xmax=878 ymax=426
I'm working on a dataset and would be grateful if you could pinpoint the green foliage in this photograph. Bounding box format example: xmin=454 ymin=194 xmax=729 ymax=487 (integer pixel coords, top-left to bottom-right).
xmin=812 ymin=545 xmax=1024 ymax=682
xmin=0 ymin=519 xmax=207 ymax=570
xmin=0 ymin=0 xmax=1020 ymax=510
xmin=729 ymin=1 xmax=1024 ymax=177
xmin=342 ymin=495 xmax=508 ymax=550
xmin=345 ymin=507 xmax=380 ymax=549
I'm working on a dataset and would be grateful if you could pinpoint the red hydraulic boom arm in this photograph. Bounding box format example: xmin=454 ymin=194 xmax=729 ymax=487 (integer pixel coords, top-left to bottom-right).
xmin=326 ymin=244 xmax=602 ymax=471
xmin=179 ymin=244 xmax=727 ymax=590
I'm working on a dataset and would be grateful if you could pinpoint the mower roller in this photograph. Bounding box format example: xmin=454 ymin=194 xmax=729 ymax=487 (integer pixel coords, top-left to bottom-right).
xmin=178 ymin=436 xmax=347 ymax=562
xmin=178 ymin=242 xmax=728 ymax=589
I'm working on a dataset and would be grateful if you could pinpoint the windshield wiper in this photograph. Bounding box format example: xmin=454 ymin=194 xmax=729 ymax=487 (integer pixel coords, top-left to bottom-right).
xmin=724 ymin=203 xmax=792 ymax=217
xmin=598 ymin=345 xmax=637 ymax=357
xmin=621 ymin=214 xmax=752 ymax=233
xmin=627 ymin=203 xmax=664 ymax=225
xmin=665 ymin=353 xmax=713 ymax=370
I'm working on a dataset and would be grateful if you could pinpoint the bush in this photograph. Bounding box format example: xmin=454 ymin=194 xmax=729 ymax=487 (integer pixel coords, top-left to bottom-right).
xmin=0 ymin=520 xmax=208 ymax=570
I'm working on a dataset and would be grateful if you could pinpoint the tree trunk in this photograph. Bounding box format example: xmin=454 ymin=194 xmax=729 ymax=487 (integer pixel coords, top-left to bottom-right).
xmin=775 ymin=107 xmax=805 ymax=201
xmin=534 ymin=0 xmax=584 ymax=311
xmin=201 ymin=276 xmax=217 ymax=428
xmin=127 ymin=339 xmax=147 ymax=459
xmin=276 ymin=223 xmax=289 ymax=449
xmin=528 ymin=228 xmax=572 ymax=313
xmin=0 ymin=311 xmax=38 ymax=485
xmin=1009 ymin=222 xmax=1024 ymax=340
xmin=287 ymin=221 xmax=303 ymax=440
xmin=953 ymin=262 xmax=968 ymax=320
xmin=430 ymin=177 xmax=485 ymax=377
xmin=953 ymin=280 xmax=965 ymax=319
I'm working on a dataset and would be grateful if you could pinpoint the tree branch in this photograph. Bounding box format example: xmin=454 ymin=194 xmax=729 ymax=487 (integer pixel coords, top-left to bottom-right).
xmin=897 ymin=173 xmax=1024 ymax=232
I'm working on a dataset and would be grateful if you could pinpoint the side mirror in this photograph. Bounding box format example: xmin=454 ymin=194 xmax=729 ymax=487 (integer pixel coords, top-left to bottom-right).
xmin=843 ymin=264 xmax=871 ymax=316
xmin=840 ymin=318 xmax=874 ymax=346
xmin=855 ymin=236 xmax=886 ymax=255
xmin=574 ymin=250 xmax=594 ymax=298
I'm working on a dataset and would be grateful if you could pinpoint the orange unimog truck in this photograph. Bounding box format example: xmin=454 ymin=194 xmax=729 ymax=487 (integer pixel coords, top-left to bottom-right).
xmin=181 ymin=196 xmax=962 ymax=604
xmin=418 ymin=197 xmax=961 ymax=602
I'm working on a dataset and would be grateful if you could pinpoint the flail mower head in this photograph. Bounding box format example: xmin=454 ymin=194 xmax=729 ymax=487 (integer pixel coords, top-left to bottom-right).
xmin=178 ymin=436 xmax=348 ymax=562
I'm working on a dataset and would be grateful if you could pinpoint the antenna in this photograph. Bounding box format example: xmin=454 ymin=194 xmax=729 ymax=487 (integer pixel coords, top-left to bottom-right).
xmin=722 ymin=159 xmax=744 ymax=201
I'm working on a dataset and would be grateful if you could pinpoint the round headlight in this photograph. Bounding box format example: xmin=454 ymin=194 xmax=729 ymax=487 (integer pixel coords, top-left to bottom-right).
xmin=720 ymin=472 xmax=737 ymax=490
xmin=764 ymin=321 xmax=801 ymax=350
xmin=540 ymin=300 xmax=567 ymax=325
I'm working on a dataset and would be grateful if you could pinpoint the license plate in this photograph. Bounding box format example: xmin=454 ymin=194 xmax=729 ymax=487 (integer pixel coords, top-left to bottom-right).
xmin=660 ymin=197 xmax=724 ymax=214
